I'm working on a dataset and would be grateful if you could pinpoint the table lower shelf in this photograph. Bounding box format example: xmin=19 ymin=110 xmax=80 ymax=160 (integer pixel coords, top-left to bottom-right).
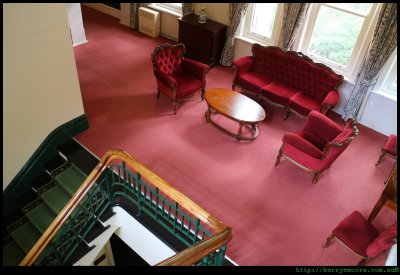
xmin=205 ymin=109 xmax=260 ymax=141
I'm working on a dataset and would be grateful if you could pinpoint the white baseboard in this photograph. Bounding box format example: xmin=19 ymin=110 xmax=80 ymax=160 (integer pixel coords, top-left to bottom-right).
xmin=83 ymin=3 xmax=121 ymax=19
xmin=73 ymin=40 xmax=88 ymax=47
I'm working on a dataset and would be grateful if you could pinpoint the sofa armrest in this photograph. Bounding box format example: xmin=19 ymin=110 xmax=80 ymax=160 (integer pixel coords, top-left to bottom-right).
xmin=232 ymin=56 xmax=254 ymax=74
xmin=154 ymin=70 xmax=177 ymax=89
xmin=181 ymin=58 xmax=210 ymax=81
xmin=321 ymin=90 xmax=339 ymax=113
xmin=283 ymin=133 xmax=323 ymax=158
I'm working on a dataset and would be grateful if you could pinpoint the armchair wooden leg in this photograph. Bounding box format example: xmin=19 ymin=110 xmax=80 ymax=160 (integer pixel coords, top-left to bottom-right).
xmin=201 ymin=88 xmax=205 ymax=101
xmin=323 ymin=234 xmax=334 ymax=248
xmin=275 ymin=145 xmax=284 ymax=166
xmin=173 ymin=101 xmax=177 ymax=115
xmin=375 ymin=150 xmax=385 ymax=166
xmin=312 ymin=172 xmax=320 ymax=184
xmin=232 ymin=84 xmax=236 ymax=91
xmin=156 ymin=89 xmax=160 ymax=99
xmin=257 ymin=94 xmax=263 ymax=103
xmin=284 ymin=109 xmax=291 ymax=120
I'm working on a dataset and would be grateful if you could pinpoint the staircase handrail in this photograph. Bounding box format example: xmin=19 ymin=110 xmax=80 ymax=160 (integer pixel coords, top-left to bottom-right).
xmin=20 ymin=149 xmax=232 ymax=266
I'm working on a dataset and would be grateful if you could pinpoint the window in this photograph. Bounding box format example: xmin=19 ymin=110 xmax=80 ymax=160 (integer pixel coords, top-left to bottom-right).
xmin=299 ymin=3 xmax=380 ymax=81
xmin=241 ymin=3 xmax=283 ymax=46
xmin=150 ymin=3 xmax=182 ymax=15
xmin=379 ymin=54 xmax=397 ymax=97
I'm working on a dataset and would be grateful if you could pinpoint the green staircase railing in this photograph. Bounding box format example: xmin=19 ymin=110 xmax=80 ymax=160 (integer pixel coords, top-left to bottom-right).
xmin=20 ymin=149 xmax=232 ymax=266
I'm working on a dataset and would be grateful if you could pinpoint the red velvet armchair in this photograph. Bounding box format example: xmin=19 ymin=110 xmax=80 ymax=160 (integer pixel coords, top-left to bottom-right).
xmin=323 ymin=210 xmax=397 ymax=266
xmin=275 ymin=110 xmax=359 ymax=183
xmin=151 ymin=43 xmax=210 ymax=114
xmin=375 ymin=134 xmax=397 ymax=166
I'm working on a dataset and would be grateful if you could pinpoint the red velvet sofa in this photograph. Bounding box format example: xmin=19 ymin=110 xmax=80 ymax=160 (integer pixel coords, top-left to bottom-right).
xmin=232 ymin=44 xmax=343 ymax=119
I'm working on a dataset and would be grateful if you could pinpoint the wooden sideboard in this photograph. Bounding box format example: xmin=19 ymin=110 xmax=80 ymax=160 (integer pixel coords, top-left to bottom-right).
xmin=178 ymin=14 xmax=227 ymax=67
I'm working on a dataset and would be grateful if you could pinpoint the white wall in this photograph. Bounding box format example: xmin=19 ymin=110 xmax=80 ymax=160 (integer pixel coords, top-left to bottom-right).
xmin=67 ymin=3 xmax=87 ymax=46
xmin=359 ymin=92 xmax=397 ymax=136
xmin=152 ymin=3 xmax=230 ymax=40
xmin=119 ymin=3 xmax=131 ymax=27
xmin=104 ymin=206 xmax=176 ymax=265
xmin=3 ymin=3 xmax=85 ymax=189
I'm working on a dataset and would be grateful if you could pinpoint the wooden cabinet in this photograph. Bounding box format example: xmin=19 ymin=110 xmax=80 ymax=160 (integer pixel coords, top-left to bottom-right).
xmin=178 ymin=14 xmax=227 ymax=67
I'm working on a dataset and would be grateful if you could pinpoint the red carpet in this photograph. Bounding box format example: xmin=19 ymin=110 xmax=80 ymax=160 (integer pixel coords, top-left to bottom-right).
xmin=74 ymin=6 xmax=397 ymax=266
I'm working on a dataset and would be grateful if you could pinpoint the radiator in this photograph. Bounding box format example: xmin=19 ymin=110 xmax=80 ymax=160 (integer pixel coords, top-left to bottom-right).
xmin=138 ymin=7 xmax=160 ymax=38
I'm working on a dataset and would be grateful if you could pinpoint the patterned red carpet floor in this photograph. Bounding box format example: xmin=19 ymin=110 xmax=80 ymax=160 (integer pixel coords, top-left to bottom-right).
xmin=73 ymin=6 xmax=396 ymax=266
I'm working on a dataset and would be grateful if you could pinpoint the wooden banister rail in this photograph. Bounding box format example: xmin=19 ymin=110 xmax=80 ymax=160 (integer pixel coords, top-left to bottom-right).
xmin=20 ymin=149 xmax=232 ymax=266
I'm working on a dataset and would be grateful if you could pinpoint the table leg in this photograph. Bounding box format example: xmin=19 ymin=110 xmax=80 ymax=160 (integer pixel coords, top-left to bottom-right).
xmin=237 ymin=122 xmax=244 ymax=141
xmin=205 ymin=105 xmax=212 ymax=123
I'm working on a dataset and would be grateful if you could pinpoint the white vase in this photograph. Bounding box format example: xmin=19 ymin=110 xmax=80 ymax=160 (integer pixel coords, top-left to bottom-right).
xmin=198 ymin=7 xmax=207 ymax=24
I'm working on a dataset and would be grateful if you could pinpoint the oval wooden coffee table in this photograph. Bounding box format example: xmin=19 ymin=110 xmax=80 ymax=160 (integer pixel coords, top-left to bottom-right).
xmin=204 ymin=88 xmax=266 ymax=141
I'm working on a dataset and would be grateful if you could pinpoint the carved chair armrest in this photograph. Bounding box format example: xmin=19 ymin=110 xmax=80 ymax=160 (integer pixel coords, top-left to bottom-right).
xmin=321 ymin=90 xmax=339 ymax=114
xmin=322 ymin=132 xmax=358 ymax=157
xmin=181 ymin=58 xmax=210 ymax=81
xmin=154 ymin=70 xmax=177 ymax=89
xmin=232 ymin=56 xmax=254 ymax=74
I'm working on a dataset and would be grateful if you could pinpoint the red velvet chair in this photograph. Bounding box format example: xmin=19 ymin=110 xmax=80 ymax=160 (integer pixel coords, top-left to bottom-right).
xmin=275 ymin=110 xmax=359 ymax=183
xmin=323 ymin=210 xmax=397 ymax=266
xmin=151 ymin=43 xmax=210 ymax=114
xmin=375 ymin=134 xmax=397 ymax=166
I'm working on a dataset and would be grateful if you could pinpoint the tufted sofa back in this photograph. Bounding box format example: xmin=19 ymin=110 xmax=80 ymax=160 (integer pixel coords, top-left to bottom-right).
xmin=152 ymin=43 xmax=185 ymax=75
xmin=252 ymin=44 xmax=343 ymax=102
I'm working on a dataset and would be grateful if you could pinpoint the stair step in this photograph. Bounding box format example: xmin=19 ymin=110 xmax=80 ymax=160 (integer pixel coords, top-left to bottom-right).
xmin=58 ymin=139 xmax=99 ymax=175
xmin=3 ymin=240 xmax=26 ymax=266
xmin=15 ymin=189 xmax=40 ymax=210
xmin=4 ymin=209 xmax=25 ymax=233
xmin=83 ymin=222 xmax=109 ymax=244
xmin=56 ymin=164 xmax=87 ymax=196
xmin=66 ymin=242 xmax=95 ymax=265
xmin=41 ymin=185 xmax=72 ymax=214
xmin=10 ymin=221 xmax=41 ymax=253
xmin=25 ymin=202 xmax=57 ymax=233
xmin=31 ymin=173 xmax=54 ymax=194
xmin=44 ymin=156 xmax=68 ymax=175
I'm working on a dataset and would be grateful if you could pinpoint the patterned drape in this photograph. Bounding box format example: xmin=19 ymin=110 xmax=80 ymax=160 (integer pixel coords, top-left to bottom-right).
xmin=130 ymin=3 xmax=142 ymax=30
xmin=342 ymin=3 xmax=397 ymax=121
xmin=277 ymin=3 xmax=310 ymax=50
xmin=220 ymin=3 xmax=249 ymax=66
xmin=182 ymin=3 xmax=194 ymax=16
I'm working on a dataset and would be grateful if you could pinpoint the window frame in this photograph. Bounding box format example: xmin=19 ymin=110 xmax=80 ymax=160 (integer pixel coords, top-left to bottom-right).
xmin=298 ymin=3 xmax=381 ymax=82
xmin=240 ymin=3 xmax=284 ymax=46
xmin=149 ymin=3 xmax=182 ymax=16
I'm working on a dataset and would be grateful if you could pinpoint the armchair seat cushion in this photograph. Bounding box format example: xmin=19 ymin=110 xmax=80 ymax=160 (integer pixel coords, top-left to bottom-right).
xmin=332 ymin=211 xmax=379 ymax=257
xmin=281 ymin=143 xmax=324 ymax=171
xmin=261 ymin=81 xmax=299 ymax=106
xmin=288 ymin=92 xmax=322 ymax=117
xmin=325 ymin=210 xmax=397 ymax=265
xmin=283 ymin=133 xmax=323 ymax=158
xmin=236 ymin=72 xmax=273 ymax=95
xmin=173 ymin=73 xmax=203 ymax=98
